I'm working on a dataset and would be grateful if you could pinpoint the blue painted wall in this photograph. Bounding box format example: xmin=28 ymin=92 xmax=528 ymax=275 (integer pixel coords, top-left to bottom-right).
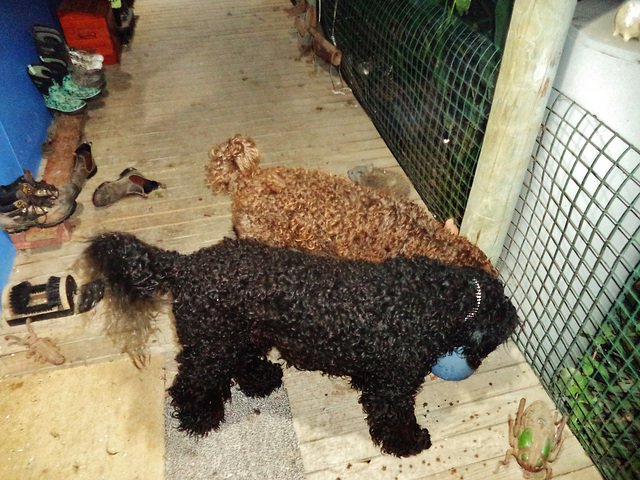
xmin=0 ymin=0 xmax=60 ymax=303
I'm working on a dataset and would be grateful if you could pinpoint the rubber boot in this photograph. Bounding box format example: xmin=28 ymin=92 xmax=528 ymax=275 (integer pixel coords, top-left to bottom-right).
xmin=27 ymin=65 xmax=86 ymax=113
xmin=37 ymin=58 xmax=102 ymax=100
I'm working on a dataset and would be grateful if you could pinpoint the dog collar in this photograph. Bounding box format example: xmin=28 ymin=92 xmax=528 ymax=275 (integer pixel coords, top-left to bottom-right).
xmin=465 ymin=278 xmax=482 ymax=322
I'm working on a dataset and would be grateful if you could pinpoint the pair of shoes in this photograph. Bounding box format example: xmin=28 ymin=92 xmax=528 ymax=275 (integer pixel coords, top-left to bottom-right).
xmin=93 ymin=168 xmax=166 ymax=207
xmin=70 ymin=142 xmax=98 ymax=192
xmin=0 ymin=170 xmax=58 ymax=214
xmin=0 ymin=170 xmax=58 ymax=207
xmin=37 ymin=57 xmax=102 ymax=100
xmin=33 ymin=25 xmax=104 ymax=66
xmin=27 ymin=61 xmax=101 ymax=113
xmin=32 ymin=24 xmax=105 ymax=89
xmin=27 ymin=65 xmax=85 ymax=113
xmin=0 ymin=171 xmax=78 ymax=234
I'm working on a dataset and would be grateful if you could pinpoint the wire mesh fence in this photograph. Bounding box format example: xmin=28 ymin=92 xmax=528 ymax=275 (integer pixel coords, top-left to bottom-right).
xmin=319 ymin=0 xmax=501 ymax=225
xmin=500 ymin=88 xmax=640 ymax=480
xmin=318 ymin=2 xmax=639 ymax=478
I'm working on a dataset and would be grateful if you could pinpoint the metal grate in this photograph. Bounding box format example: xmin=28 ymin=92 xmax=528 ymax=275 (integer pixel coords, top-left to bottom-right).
xmin=500 ymin=89 xmax=640 ymax=480
xmin=319 ymin=0 xmax=501 ymax=224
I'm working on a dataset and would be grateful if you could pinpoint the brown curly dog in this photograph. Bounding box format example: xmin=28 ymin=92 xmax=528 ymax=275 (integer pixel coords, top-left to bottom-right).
xmin=205 ymin=134 xmax=496 ymax=277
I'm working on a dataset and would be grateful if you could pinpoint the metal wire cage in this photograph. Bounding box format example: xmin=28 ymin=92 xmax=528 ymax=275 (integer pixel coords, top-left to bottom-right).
xmin=500 ymin=89 xmax=640 ymax=480
xmin=319 ymin=0 xmax=501 ymax=225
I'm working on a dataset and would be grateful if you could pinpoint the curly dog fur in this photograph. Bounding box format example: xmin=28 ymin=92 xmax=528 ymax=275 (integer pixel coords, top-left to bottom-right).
xmin=205 ymin=134 xmax=496 ymax=277
xmin=84 ymin=232 xmax=518 ymax=457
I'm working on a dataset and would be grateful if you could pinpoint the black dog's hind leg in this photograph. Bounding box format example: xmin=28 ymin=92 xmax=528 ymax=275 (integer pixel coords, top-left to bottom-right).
xmin=168 ymin=347 xmax=233 ymax=436
xmin=355 ymin=375 xmax=431 ymax=457
xmin=234 ymin=352 xmax=284 ymax=398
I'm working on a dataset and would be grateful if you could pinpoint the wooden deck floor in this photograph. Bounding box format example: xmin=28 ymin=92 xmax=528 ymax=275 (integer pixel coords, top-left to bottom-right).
xmin=1 ymin=0 xmax=601 ymax=479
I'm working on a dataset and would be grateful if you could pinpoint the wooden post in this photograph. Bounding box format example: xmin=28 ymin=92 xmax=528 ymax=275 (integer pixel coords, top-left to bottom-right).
xmin=460 ymin=0 xmax=577 ymax=264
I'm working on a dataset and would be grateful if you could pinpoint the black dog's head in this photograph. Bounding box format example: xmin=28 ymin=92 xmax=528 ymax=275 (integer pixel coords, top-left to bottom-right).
xmin=459 ymin=276 xmax=520 ymax=370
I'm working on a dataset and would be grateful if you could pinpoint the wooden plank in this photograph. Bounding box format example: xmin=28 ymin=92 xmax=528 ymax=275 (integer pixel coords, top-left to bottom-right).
xmin=1 ymin=301 xmax=176 ymax=379
xmin=0 ymin=355 xmax=165 ymax=480
xmin=298 ymin=382 xmax=594 ymax=479
xmin=304 ymin=438 xmax=598 ymax=480
xmin=287 ymin=340 xmax=598 ymax=479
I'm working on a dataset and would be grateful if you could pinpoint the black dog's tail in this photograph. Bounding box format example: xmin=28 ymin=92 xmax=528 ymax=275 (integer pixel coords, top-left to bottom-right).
xmin=83 ymin=232 xmax=181 ymax=363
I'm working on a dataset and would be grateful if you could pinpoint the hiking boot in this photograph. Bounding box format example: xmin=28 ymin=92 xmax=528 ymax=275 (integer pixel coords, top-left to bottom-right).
xmin=1 ymin=170 xmax=59 ymax=213
xmin=19 ymin=169 xmax=59 ymax=200
xmin=0 ymin=183 xmax=79 ymax=234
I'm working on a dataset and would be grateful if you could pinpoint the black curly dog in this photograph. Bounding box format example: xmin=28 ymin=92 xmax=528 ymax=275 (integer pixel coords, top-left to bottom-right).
xmin=84 ymin=232 xmax=518 ymax=457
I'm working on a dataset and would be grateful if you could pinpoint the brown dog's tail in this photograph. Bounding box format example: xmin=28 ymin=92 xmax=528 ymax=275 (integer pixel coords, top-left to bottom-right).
xmin=205 ymin=134 xmax=261 ymax=193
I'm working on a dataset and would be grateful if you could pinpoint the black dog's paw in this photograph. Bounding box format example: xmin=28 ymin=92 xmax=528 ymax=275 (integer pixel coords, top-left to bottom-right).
xmin=235 ymin=360 xmax=283 ymax=398
xmin=173 ymin=405 xmax=225 ymax=437
xmin=380 ymin=427 xmax=432 ymax=457
xmin=237 ymin=375 xmax=283 ymax=398
xmin=169 ymin=387 xmax=227 ymax=436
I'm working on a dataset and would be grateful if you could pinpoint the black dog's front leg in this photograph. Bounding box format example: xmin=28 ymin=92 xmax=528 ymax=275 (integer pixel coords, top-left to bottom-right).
xmin=357 ymin=378 xmax=431 ymax=457
xmin=168 ymin=348 xmax=233 ymax=436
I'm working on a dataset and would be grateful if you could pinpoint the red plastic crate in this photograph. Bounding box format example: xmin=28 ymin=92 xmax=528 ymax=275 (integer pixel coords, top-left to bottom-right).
xmin=58 ymin=0 xmax=121 ymax=65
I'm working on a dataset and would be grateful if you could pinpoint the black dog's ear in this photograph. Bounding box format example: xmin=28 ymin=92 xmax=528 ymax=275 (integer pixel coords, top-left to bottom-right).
xmin=463 ymin=330 xmax=490 ymax=370
xmin=463 ymin=311 xmax=515 ymax=370
xmin=469 ymin=329 xmax=485 ymax=346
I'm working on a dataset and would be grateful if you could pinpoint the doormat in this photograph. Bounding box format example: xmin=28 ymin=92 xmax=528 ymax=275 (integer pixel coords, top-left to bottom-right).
xmin=165 ymin=384 xmax=305 ymax=480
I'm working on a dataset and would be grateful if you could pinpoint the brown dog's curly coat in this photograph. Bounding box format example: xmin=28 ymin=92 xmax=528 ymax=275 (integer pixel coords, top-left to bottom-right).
xmin=205 ymin=134 xmax=496 ymax=276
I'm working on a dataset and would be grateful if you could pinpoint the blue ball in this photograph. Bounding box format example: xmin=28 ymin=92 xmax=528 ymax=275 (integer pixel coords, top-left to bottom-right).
xmin=431 ymin=348 xmax=475 ymax=381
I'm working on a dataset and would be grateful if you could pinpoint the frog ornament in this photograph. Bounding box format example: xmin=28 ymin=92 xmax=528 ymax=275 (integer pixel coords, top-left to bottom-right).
xmin=496 ymin=398 xmax=566 ymax=480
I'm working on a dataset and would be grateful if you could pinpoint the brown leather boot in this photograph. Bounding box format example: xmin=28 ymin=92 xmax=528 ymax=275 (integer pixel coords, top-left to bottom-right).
xmin=92 ymin=168 xmax=165 ymax=207
xmin=70 ymin=142 xmax=97 ymax=194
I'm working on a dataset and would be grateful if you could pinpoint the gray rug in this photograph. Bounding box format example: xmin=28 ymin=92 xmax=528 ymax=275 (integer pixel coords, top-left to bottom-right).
xmin=165 ymin=385 xmax=305 ymax=480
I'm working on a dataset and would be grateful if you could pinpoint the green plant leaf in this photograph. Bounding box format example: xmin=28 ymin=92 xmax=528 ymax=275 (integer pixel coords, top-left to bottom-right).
xmin=558 ymin=367 xmax=576 ymax=383
xmin=596 ymin=365 xmax=611 ymax=382
xmin=581 ymin=357 xmax=596 ymax=376
xmin=576 ymin=374 xmax=590 ymax=390
xmin=494 ymin=0 xmax=514 ymax=50
xmin=594 ymin=335 xmax=608 ymax=346
xmin=454 ymin=0 xmax=472 ymax=15
xmin=572 ymin=408 xmax=585 ymax=423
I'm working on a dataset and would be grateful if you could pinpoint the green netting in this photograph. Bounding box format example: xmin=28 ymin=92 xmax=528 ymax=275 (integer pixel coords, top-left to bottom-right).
xmin=318 ymin=3 xmax=639 ymax=478
xmin=500 ymin=89 xmax=640 ymax=480
xmin=319 ymin=0 xmax=501 ymax=224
